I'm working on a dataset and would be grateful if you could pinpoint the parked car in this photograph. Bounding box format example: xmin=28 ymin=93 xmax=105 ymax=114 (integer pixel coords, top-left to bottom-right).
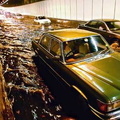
xmin=32 ymin=28 xmax=120 ymax=120
xmin=34 ymin=16 xmax=51 ymax=25
xmin=78 ymin=19 xmax=120 ymax=47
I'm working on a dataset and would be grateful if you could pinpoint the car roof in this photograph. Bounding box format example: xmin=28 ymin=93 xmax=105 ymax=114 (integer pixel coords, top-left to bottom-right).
xmin=89 ymin=19 xmax=120 ymax=22
xmin=47 ymin=29 xmax=98 ymax=42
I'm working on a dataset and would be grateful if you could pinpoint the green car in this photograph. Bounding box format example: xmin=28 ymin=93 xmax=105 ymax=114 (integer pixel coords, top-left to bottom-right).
xmin=32 ymin=28 xmax=120 ymax=120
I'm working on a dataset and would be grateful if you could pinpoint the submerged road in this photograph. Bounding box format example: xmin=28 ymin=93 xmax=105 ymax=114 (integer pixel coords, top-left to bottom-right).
xmin=0 ymin=16 xmax=78 ymax=120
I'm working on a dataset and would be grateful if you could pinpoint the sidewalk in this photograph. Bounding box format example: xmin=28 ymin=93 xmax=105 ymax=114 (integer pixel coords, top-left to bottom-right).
xmin=0 ymin=63 xmax=14 ymax=120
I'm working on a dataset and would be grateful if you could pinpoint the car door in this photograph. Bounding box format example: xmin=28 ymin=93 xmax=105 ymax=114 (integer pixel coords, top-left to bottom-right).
xmin=44 ymin=36 xmax=66 ymax=79
xmin=40 ymin=36 xmax=73 ymax=94
xmin=37 ymin=34 xmax=52 ymax=65
xmin=38 ymin=34 xmax=65 ymax=78
xmin=37 ymin=34 xmax=79 ymax=93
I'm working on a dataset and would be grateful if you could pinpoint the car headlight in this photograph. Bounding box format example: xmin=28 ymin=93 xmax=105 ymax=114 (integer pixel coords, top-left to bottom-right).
xmin=97 ymin=99 xmax=120 ymax=112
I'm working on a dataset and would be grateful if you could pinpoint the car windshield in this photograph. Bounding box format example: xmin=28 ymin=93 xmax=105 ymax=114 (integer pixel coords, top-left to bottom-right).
xmin=105 ymin=21 xmax=120 ymax=31
xmin=63 ymin=35 xmax=110 ymax=63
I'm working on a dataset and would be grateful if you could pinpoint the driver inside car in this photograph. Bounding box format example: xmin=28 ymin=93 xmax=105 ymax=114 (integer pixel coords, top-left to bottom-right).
xmin=63 ymin=42 xmax=72 ymax=57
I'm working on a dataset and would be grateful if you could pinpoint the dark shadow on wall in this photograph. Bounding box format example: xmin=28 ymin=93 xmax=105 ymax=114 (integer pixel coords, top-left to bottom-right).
xmin=2 ymin=0 xmax=45 ymax=7
xmin=49 ymin=18 xmax=86 ymax=29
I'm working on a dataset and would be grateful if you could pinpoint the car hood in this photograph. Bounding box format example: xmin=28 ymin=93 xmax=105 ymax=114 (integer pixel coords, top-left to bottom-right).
xmin=70 ymin=52 xmax=120 ymax=101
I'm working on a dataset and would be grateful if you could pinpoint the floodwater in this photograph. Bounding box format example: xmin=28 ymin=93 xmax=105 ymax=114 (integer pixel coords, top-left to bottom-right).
xmin=0 ymin=17 xmax=77 ymax=120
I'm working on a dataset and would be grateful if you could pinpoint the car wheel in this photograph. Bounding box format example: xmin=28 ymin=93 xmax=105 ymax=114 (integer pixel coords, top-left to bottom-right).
xmin=73 ymin=89 xmax=91 ymax=120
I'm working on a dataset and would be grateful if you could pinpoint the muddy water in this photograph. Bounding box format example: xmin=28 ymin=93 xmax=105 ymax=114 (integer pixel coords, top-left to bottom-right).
xmin=0 ymin=17 xmax=77 ymax=120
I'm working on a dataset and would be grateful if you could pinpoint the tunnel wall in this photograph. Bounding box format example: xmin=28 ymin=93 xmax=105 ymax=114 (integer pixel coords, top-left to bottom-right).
xmin=1 ymin=0 xmax=120 ymax=21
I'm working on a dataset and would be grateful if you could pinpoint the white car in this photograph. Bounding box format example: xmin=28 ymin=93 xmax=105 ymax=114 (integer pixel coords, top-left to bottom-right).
xmin=34 ymin=16 xmax=51 ymax=25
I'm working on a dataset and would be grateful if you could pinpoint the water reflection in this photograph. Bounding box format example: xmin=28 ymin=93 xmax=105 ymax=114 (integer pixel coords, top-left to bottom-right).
xmin=0 ymin=16 xmax=76 ymax=120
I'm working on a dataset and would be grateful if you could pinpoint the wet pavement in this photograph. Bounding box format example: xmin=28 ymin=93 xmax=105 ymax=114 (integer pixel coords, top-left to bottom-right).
xmin=0 ymin=16 xmax=78 ymax=120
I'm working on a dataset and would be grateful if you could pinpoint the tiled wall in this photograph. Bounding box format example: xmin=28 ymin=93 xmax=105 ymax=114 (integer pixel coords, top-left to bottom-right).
xmin=2 ymin=0 xmax=120 ymax=21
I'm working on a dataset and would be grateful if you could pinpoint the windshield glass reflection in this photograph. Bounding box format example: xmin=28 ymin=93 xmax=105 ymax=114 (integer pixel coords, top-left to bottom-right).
xmin=106 ymin=21 xmax=120 ymax=31
xmin=63 ymin=35 xmax=110 ymax=63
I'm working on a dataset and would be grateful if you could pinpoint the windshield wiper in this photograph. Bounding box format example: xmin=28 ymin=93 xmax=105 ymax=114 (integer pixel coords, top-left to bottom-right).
xmin=97 ymin=49 xmax=107 ymax=55
xmin=104 ymin=49 xmax=111 ymax=54
xmin=97 ymin=47 xmax=110 ymax=56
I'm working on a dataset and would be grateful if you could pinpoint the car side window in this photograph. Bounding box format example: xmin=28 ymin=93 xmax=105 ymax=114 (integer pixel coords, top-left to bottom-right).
xmin=50 ymin=39 xmax=61 ymax=56
xmin=40 ymin=35 xmax=51 ymax=50
xmin=86 ymin=21 xmax=98 ymax=28
xmin=97 ymin=22 xmax=107 ymax=31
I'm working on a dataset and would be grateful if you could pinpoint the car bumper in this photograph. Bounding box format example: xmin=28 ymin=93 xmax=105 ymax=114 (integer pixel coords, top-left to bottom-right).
xmin=90 ymin=105 xmax=120 ymax=120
